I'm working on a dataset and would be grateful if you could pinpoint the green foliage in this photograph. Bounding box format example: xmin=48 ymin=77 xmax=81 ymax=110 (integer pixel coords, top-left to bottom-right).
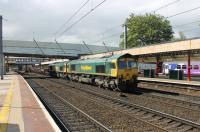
xmin=119 ymin=13 xmax=174 ymax=48
xmin=172 ymin=31 xmax=186 ymax=41
xmin=178 ymin=31 xmax=186 ymax=40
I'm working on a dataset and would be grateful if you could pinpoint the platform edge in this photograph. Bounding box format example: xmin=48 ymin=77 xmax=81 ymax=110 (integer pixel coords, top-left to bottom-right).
xmin=19 ymin=75 xmax=61 ymax=132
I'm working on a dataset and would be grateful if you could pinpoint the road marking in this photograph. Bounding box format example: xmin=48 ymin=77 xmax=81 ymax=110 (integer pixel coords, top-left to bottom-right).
xmin=0 ymin=79 xmax=15 ymax=132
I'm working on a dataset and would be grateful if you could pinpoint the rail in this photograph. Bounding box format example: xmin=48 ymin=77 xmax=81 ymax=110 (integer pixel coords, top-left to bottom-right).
xmin=53 ymin=79 xmax=200 ymax=130
xmin=28 ymin=79 xmax=112 ymax=132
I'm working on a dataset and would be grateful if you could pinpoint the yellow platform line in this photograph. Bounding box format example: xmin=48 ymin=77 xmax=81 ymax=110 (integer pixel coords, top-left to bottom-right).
xmin=0 ymin=79 xmax=15 ymax=132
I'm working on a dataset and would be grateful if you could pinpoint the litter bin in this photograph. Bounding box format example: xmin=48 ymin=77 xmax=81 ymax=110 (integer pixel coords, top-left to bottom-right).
xmin=169 ymin=70 xmax=183 ymax=80
xmin=150 ymin=69 xmax=155 ymax=78
xmin=144 ymin=69 xmax=155 ymax=78
xmin=144 ymin=69 xmax=150 ymax=77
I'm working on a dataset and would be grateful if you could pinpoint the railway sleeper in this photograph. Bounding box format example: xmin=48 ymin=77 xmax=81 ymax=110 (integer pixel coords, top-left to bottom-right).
xmin=148 ymin=116 xmax=163 ymax=122
xmin=156 ymin=118 xmax=173 ymax=125
xmin=69 ymin=121 xmax=90 ymax=126
xmin=67 ymin=119 xmax=86 ymax=123
xmin=177 ymin=125 xmax=193 ymax=132
xmin=69 ymin=124 xmax=95 ymax=131
xmin=164 ymin=122 xmax=182 ymax=129
xmin=141 ymin=113 xmax=155 ymax=119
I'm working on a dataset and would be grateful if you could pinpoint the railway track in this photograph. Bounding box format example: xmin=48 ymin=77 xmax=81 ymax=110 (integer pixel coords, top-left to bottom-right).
xmin=30 ymin=78 xmax=169 ymax=131
xmin=22 ymin=72 xmax=50 ymax=79
xmin=50 ymin=78 xmax=200 ymax=123
xmin=22 ymin=73 xmax=200 ymax=110
xmin=140 ymin=90 xmax=200 ymax=110
xmin=26 ymin=79 xmax=112 ymax=132
xmin=33 ymin=78 xmax=200 ymax=132
xmin=138 ymin=81 xmax=200 ymax=97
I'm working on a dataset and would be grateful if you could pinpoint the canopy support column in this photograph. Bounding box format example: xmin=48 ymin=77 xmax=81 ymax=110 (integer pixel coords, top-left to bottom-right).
xmin=187 ymin=51 xmax=191 ymax=81
xmin=0 ymin=16 xmax=3 ymax=80
xmin=156 ymin=56 xmax=160 ymax=78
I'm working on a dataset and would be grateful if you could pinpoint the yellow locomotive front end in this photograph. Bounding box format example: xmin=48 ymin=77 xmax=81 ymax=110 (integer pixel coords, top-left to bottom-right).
xmin=116 ymin=55 xmax=138 ymax=89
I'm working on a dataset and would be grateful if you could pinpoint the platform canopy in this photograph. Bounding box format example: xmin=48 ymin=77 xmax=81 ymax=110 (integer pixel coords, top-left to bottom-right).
xmin=81 ymin=38 xmax=200 ymax=59
xmin=3 ymin=40 xmax=119 ymax=59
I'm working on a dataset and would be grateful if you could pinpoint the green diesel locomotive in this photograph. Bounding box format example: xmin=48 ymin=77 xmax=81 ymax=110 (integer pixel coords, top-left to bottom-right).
xmin=49 ymin=53 xmax=138 ymax=91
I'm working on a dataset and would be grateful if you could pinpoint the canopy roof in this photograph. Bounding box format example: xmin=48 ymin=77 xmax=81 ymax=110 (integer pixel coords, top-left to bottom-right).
xmin=3 ymin=40 xmax=119 ymax=58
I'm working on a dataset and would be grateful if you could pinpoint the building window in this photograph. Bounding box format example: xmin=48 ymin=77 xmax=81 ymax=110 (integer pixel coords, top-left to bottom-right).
xmin=182 ymin=65 xmax=186 ymax=69
xmin=176 ymin=65 xmax=181 ymax=69
xmin=194 ymin=65 xmax=199 ymax=70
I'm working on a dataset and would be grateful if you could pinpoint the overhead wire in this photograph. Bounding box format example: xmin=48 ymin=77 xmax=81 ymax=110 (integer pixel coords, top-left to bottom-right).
xmin=54 ymin=0 xmax=90 ymax=38
xmin=56 ymin=0 xmax=200 ymax=46
xmin=173 ymin=20 xmax=200 ymax=28
xmin=33 ymin=38 xmax=45 ymax=56
xmin=173 ymin=20 xmax=200 ymax=36
xmin=87 ymin=0 xmax=182 ymax=46
xmin=167 ymin=6 xmax=200 ymax=18
xmin=86 ymin=24 xmax=122 ymax=43
xmin=168 ymin=6 xmax=200 ymax=37
xmin=89 ymin=32 xmax=121 ymax=44
xmin=181 ymin=27 xmax=200 ymax=33
xmin=94 ymin=3 xmax=200 ymax=46
xmin=100 ymin=24 xmax=122 ymax=35
xmin=152 ymin=1 xmax=200 ymax=40
xmin=153 ymin=0 xmax=181 ymax=13
xmin=150 ymin=0 xmax=200 ymax=39
xmin=57 ymin=0 xmax=107 ymax=39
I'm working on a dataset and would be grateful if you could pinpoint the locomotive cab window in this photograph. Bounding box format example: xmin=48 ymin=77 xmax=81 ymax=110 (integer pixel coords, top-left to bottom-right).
xmin=71 ymin=64 xmax=76 ymax=71
xmin=128 ymin=61 xmax=137 ymax=68
xmin=118 ymin=61 xmax=127 ymax=69
xmin=110 ymin=63 xmax=116 ymax=69
xmin=96 ymin=65 xmax=105 ymax=73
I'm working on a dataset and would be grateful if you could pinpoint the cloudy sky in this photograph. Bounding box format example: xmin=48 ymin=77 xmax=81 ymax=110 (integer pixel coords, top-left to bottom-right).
xmin=0 ymin=0 xmax=200 ymax=47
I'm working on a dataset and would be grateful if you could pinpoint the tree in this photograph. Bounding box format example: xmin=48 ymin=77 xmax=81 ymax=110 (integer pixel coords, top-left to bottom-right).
xmin=119 ymin=13 xmax=173 ymax=48
xmin=172 ymin=31 xmax=186 ymax=41
xmin=178 ymin=31 xmax=186 ymax=40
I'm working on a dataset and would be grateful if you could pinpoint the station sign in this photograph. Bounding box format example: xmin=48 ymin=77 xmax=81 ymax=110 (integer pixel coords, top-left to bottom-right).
xmin=15 ymin=58 xmax=41 ymax=64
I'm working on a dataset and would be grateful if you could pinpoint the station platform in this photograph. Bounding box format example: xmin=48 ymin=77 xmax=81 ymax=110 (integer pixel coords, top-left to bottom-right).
xmin=138 ymin=77 xmax=200 ymax=96
xmin=0 ymin=72 xmax=60 ymax=132
xmin=138 ymin=77 xmax=200 ymax=87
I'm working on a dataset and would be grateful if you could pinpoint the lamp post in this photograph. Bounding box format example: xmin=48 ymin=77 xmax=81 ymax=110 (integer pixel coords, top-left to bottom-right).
xmin=0 ymin=16 xmax=3 ymax=80
xmin=124 ymin=24 xmax=128 ymax=49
